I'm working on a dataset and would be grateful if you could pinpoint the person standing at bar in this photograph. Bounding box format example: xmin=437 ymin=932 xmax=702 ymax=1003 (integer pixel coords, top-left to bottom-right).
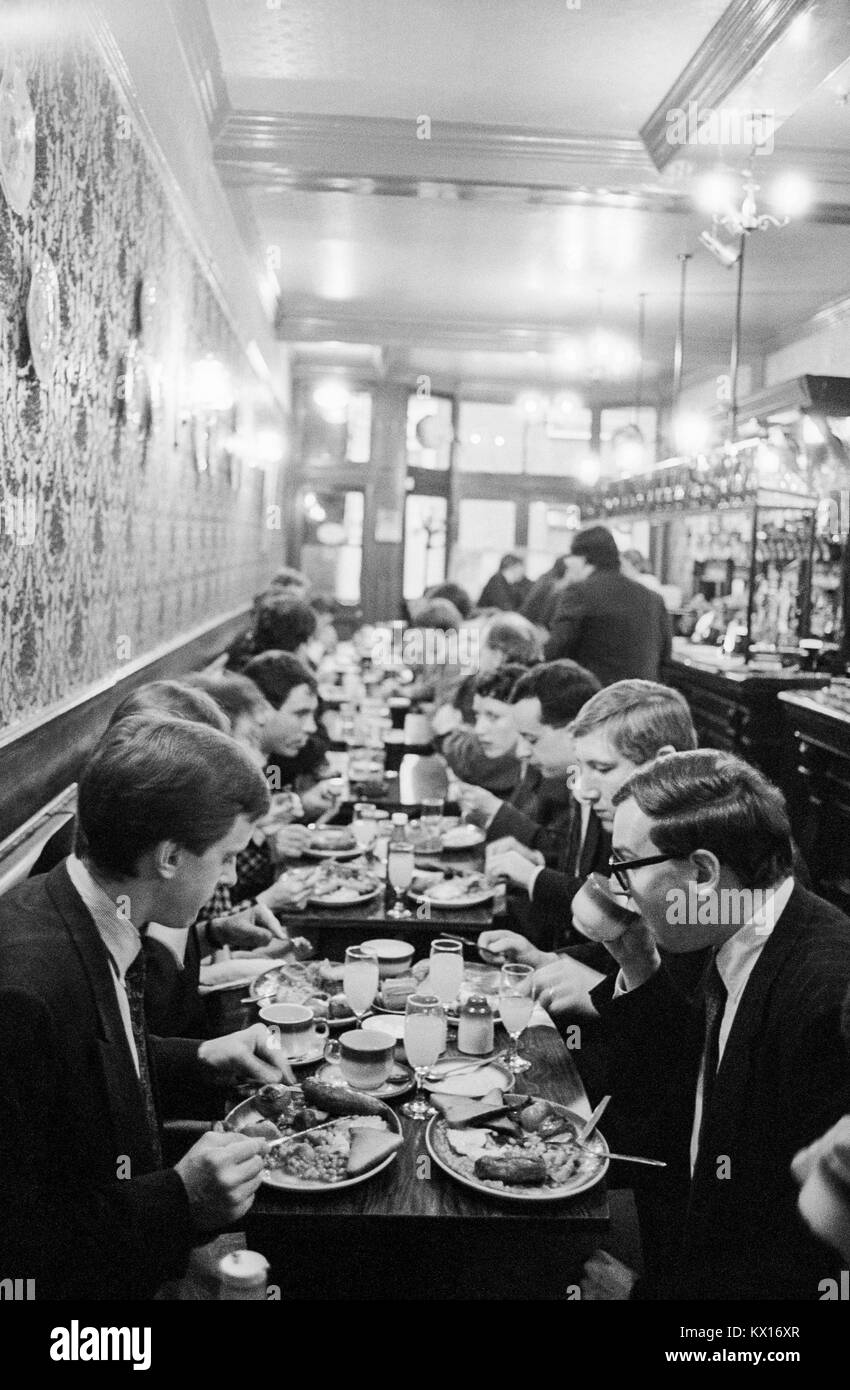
xmin=477 ymin=553 xmax=532 ymax=612
xmin=544 ymin=526 xmax=672 ymax=685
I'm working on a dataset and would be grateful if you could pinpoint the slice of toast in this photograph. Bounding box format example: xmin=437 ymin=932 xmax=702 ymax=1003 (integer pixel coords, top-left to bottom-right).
xmin=346 ymin=1128 xmax=403 ymax=1177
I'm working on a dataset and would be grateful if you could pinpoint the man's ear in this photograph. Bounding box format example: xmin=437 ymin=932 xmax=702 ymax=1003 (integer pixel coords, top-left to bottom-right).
xmin=691 ymin=849 xmax=721 ymax=894
xmin=153 ymin=840 xmax=182 ymax=881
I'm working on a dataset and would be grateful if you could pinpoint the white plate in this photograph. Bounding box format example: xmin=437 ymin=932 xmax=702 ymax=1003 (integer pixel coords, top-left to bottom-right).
xmin=440 ymin=826 xmax=486 ymax=850
xmin=426 ymin=1101 xmax=609 ymax=1203
xmin=307 ymin=884 xmax=382 ymax=907
xmin=423 ymin=1059 xmax=513 ymax=1097
xmin=421 ymin=881 xmax=495 ymax=909
xmin=302 ymin=845 xmax=363 ymax=861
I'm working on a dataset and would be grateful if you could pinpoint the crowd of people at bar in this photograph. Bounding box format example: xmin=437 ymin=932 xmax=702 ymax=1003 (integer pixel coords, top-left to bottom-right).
xmin=2 ymin=525 xmax=850 ymax=1302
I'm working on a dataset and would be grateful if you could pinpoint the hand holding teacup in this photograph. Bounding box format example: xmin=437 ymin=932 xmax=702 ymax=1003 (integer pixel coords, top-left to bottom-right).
xmin=572 ymin=874 xmax=660 ymax=989
xmin=259 ymin=1004 xmax=329 ymax=1063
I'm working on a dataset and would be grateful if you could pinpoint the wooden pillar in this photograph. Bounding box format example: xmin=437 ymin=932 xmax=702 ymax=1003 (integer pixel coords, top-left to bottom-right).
xmin=446 ymin=393 xmax=461 ymax=577
xmin=361 ymin=382 xmax=409 ymax=623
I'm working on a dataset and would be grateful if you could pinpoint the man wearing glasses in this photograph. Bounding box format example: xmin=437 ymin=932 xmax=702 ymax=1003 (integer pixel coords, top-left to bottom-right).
xmin=578 ymin=749 xmax=850 ymax=1301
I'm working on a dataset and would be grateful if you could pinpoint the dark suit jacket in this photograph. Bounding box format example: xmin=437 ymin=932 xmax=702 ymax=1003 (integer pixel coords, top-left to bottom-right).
xmin=477 ymin=572 xmax=532 ymax=612
xmin=544 ymin=567 xmax=672 ymax=685
xmin=590 ymin=884 xmax=850 ymax=1300
xmin=0 ymin=862 xmax=211 ymax=1299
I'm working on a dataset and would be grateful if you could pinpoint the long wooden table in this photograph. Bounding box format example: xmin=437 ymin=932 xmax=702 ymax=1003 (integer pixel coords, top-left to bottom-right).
xmin=246 ymin=1026 xmax=609 ymax=1300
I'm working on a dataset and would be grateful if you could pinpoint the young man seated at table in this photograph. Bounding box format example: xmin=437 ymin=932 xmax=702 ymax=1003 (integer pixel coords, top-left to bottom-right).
xmin=0 ymin=715 xmax=293 ymax=1300
xmin=576 ymin=750 xmax=850 ymax=1301
xmin=242 ymin=650 xmax=338 ymax=823
xmin=431 ymin=611 xmax=541 ymax=726
xmin=477 ymin=680 xmax=697 ymax=983
xmin=187 ymin=671 xmax=311 ymax=922
xmin=434 ymin=663 xmax=531 ymax=796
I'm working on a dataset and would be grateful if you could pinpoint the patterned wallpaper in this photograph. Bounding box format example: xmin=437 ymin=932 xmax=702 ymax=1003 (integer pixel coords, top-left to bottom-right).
xmin=0 ymin=18 xmax=282 ymax=730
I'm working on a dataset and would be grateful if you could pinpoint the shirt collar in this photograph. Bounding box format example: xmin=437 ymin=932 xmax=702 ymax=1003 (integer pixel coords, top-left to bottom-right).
xmin=715 ymin=875 xmax=794 ymax=994
xmin=66 ymin=854 xmax=143 ymax=981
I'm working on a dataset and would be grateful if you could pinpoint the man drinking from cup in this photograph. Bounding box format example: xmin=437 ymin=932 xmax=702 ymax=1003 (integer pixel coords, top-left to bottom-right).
xmin=577 ymin=749 xmax=850 ymax=1301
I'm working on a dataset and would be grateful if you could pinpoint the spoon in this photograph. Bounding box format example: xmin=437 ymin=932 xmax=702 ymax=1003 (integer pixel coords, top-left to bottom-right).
xmin=426 ymin=1054 xmax=504 ymax=1082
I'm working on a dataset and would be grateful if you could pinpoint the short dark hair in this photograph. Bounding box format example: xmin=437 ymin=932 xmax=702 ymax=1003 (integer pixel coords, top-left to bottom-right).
xmin=484 ymin=614 xmax=542 ymax=665
xmin=243 ymin=650 xmax=317 ymax=709
xmin=269 ymin=566 xmax=308 ymax=592
xmin=184 ymin=672 xmax=271 ymax=727
xmin=571 ymin=525 xmax=620 ymax=570
xmin=570 ymin=680 xmax=697 ymax=763
xmin=474 ymin=663 xmax=530 ymax=703
xmin=425 ymin=582 xmax=473 ymax=620
xmin=414 ymin=599 xmax=462 ymax=632
xmin=499 ymin=553 xmax=522 ymax=572
xmin=614 ymin=750 xmax=794 ymax=889
xmin=78 ymin=715 xmax=270 ymax=877
xmin=510 ymin=659 xmax=601 ymax=727
xmin=107 ymin=680 xmax=229 ymax=733
xmin=254 ymin=595 xmax=317 ymax=653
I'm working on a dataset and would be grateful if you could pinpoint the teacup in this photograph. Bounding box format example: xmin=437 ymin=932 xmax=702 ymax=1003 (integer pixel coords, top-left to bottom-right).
xmin=572 ymin=873 xmax=640 ymax=943
xmin=323 ymin=1028 xmax=396 ymax=1091
xmin=259 ymin=1003 xmax=329 ymax=1060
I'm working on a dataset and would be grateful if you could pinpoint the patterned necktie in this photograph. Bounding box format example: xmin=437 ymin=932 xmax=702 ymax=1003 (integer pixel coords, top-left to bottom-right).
xmin=697 ymin=952 xmax=727 ymax=1158
xmin=124 ymin=950 xmax=163 ymax=1168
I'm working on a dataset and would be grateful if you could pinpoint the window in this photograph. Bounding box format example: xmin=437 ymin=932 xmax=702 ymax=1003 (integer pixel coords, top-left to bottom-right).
xmin=454 ymin=499 xmax=516 ymax=602
xmin=299 ymin=490 xmax=364 ymax=603
xmin=403 ymin=496 xmax=447 ymax=600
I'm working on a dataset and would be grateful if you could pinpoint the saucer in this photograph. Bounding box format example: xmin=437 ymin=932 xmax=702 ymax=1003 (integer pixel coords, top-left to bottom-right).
xmin=312 ymin=1060 xmax=414 ymax=1100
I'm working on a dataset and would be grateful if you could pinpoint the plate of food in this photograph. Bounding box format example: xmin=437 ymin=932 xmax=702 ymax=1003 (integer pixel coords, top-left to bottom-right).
xmin=302 ymin=828 xmax=361 ymax=860
xmin=439 ymin=823 xmax=486 ymax=851
xmin=426 ymin=1093 xmax=608 ymax=1202
xmin=248 ymin=958 xmax=358 ymax=1028
xmin=224 ymin=1080 xmax=403 ymax=1193
xmin=414 ymin=874 xmax=495 ymax=909
xmin=307 ymin=862 xmax=383 ymax=907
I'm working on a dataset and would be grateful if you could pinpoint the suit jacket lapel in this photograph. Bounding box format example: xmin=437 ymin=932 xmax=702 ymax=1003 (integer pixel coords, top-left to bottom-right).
xmin=44 ymin=862 xmax=159 ymax=1169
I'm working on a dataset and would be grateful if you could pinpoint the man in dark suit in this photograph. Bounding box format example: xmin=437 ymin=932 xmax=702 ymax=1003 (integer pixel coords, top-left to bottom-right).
xmin=0 ymin=715 xmax=292 ymax=1300
xmin=544 ymin=525 xmax=672 ymax=685
xmin=477 ymin=553 xmax=532 ymax=612
xmin=577 ymin=750 xmax=850 ymax=1300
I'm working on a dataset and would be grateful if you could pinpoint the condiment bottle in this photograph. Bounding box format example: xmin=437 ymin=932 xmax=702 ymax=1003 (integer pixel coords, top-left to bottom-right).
xmin=216 ymin=1249 xmax=269 ymax=1301
xmin=389 ymin=810 xmax=409 ymax=844
xmin=457 ymin=993 xmax=494 ymax=1056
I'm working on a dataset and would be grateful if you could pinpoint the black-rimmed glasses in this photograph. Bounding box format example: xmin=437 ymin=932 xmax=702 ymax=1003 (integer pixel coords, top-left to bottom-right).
xmin=608 ymin=851 xmax=674 ymax=894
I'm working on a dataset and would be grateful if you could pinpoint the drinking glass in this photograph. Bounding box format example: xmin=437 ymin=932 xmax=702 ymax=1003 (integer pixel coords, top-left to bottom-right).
xmin=351 ymin=803 xmax=378 ymax=856
xmin=428 ymin=938 xmax=464 ymax=1007
xmin=419 ymin=796 xmax=445 ymax=849
xmin=386 ymin=843 xmax=415 ymax=919
xmin=343 ymin=946 xmax=379 ymax=1024
xmin=499 ymin=962 xmax=534 ymax=1073
xmin=402 ymin=994 xmax=445 ymax=1120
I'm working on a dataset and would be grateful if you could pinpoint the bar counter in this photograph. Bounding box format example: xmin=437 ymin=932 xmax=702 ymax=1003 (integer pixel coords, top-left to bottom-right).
xmin=777 ymin=690 xmax=850 ymax=914
xmin=663 ymin=643 xmax=831 ymax=835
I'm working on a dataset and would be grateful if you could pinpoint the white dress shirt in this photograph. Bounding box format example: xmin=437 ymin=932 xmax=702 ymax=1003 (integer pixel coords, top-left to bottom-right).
xmin=66 ymin=854 xmax=143 ymax=1077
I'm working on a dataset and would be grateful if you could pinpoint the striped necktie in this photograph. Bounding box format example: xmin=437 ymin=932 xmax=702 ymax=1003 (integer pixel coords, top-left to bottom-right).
xmin=124 ymin=950 xmax=163 ymax=1167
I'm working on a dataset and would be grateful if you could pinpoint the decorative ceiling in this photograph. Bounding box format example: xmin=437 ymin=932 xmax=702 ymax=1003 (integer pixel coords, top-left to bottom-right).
xmin=187 ymin=0 xmax=850 ymax=400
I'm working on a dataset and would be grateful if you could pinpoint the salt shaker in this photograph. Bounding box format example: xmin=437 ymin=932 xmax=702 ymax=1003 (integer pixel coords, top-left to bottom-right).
xmin=457 ymin=994 xmax=494 ymax=1056
xmin=217 ymin=1249 xmax=269 ymax=1300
